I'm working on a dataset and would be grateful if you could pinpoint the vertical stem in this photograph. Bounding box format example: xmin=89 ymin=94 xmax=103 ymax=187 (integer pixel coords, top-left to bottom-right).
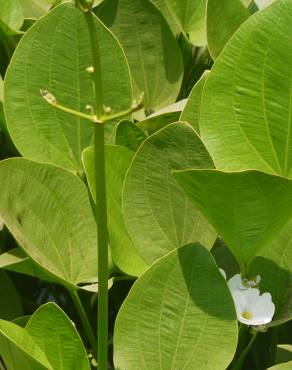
xmin=231 ymin=332 xmax=257 ymax=370
xmin=84 ymin=10 xmax=109 ymax=370
xmin=69 ymin=289 xmax=97 ymax=355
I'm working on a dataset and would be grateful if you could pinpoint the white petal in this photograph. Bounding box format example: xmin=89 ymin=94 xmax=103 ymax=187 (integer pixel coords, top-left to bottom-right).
xmin=228 ymin=274 xmax=246 ymax=291
xmin=219 ymin=268 xmax=227 ymax=280
xmin=253 ymin=292 xmax=275 ymax=319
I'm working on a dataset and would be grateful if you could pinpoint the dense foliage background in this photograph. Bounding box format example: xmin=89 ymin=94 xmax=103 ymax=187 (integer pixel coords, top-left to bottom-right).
xmin=0 ymin=0 xmax=292 ymax=369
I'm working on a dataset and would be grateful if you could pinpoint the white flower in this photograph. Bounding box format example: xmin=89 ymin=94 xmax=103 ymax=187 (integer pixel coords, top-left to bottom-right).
xmin=231 ymin=288 xmax=275 ymax=326
xmin=0 ymin=215 xmax=4 ymax=231
xmin=228 ymin=273 xmax=261 ymax=291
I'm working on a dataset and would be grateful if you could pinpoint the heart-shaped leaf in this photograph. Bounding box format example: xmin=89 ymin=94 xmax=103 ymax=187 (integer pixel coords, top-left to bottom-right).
xmin=98 ymin=0 xmax=183 ymax=110
xmin=207 ymin=0 xmax=250 ymax=60
xmin=4 ymin=2 xmax=132 ymax=171
xmin=201 ymin=0 xmax=292 ymax=178
xmin=0 ymin=158 xmax=98 ymax=288
xmin=0 ymin=320 xmax=53 ymax=370
xmin=114 ymin=244 xmax=238 ymax=370
xmin=123 ymin=122 xmax=216 ymax=264
xmin=83 ymin=144 xmax=148 ymax=277
xmin=26 ymin=303 xmax=90 ymax=370
xmin=174 ymin=169 xmax=292 ymax=273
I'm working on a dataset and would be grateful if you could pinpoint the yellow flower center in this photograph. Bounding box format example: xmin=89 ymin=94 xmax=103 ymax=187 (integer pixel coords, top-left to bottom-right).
xmin=241 ymin=310 xmax=253 ymax=320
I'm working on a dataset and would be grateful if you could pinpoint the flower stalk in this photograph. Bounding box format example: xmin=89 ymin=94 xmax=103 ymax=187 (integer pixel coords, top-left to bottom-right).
xmin=84 ymin=8 xmax=109 ymax=370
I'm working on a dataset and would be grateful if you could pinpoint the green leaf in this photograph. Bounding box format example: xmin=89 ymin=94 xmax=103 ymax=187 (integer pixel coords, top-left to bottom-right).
xmin=19 ymin=0 xmax=54 ymax=19
xmin=13 ymin=316 xmax=31 ymax=328
xmin=201 ymin=0 xmax=292 ymax=178
xmin=256 ymin=0 xmax=276 ymax=9
xmin=0 ymin=320 xmax=53 ymax=370
xmin=4 ymin=3 xmax=132 ymax=172
xmin=180 ymin=70 xmax=210 ymax=133
xmin=268 ymin=361 xmax=292 ymax=370
xmin=173 ymin=169 xmax=292 ymax=273
xmin=0 ymin=270 xmax=23 ymax=320
xmin=26 ymin=303 xmax=90 ymax=370
xmin=98 ymin=0 xmax=183 ymax=110
xmin=152 ymin=0 xmax=207 ymax=45
xmin=0 ymin=75 xmax=3 ymax=102
xmin=114 ymin=244 xmax=238 ymax=370
xmin=249 ymin=217 xmax=292 ymax=326
xmin=0 ymin=0 xmax=23 ymax=35
xmin=83 ymin=145 xmax=148 ymax=277
xmin=0 ymin=248 xmax=56 ymax=283
xmin=115 ymin=120 xmax=147 ymax=152
xmin=212 ymin=244 xmax=240 ymax=280
xmin=207 ymin=0 xmax=250 ymax=60
xmin=136 ymin=111 xmax=180 ymax=135
xmin=276 ymin=345 xmax=292 ymax=365
xmin=0 ymin=158 xmax=98 ymax=288
xmin=123 ymin=122 xmax=216 ymax=264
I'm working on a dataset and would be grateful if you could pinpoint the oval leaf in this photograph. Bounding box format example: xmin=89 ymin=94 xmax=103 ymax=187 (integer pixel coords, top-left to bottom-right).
xmin=123 ymin=122 xmax=216 ymax=264
xmin=0 ymin=0 xmax=23 ymax=35
xmin=0 ymin=320 xmax=53 ymax=370
xmin=0 ymin=158 xmax=97 ymax=288
xmin=83 ymin=144 xmax=148 ymax=277
xmin=4 ymin=3 xmax=132 ymax=171
xmin=114 ymin=244 xmax=238 ymax=370
xmin=98 ymin=0 xmax=183 ymax=110
xmin=201 ymin=0 xmax=292 ymax=178
xmin=207 ymin=0 xmax=250 ymax=60
xmin=26 ymin=303 xmax=90 ymax=370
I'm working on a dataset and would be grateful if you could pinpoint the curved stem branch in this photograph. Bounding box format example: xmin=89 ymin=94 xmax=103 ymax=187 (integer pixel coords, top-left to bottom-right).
xmin=69 ymin=289 xmax=97 ymax=355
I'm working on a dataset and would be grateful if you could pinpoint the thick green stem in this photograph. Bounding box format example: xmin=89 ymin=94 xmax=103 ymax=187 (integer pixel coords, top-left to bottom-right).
xmin=69 ymin=289 xmax=97 ymax=355
xmin=85 ymin=9 xmax=109 ymax=370
xmin=231 ymin=332 xmax=257 ymax=370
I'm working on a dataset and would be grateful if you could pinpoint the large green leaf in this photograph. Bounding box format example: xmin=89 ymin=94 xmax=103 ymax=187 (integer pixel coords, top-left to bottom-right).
xmin=98 ymin=0 xmax=183 ymax=110
xmin=83 ymin=145 xmax=148 ymax=277
xmin=0 ymin=320 xmax=53 ymax=370
xmin=201 ymin=0 xmax=292 ymax=177
xmin=123 ymin=122 xmax=216 ymax=265
xmin=0 ymin=158 xmax=98 ymax=288
xmin=114 ymin=244 xmax=237 ymax=370
xmin=0 ymin=0 xmax=23 ymax=35
xmin=207 ymin=0 xmax=250 ymax=60
xmin=26 ymin=303 xmax=90 ymax=370
xmin=180 ymin=70 xmax=210 ymax=133
xmin=173 ymin=169 xmax=292 ymax=273
xmin=4 ymin=3 xmax=132 ymax=172
xmin=0 ymin=270 xmax=23 ymax=320
xmin=152 ymin=0 xmax=207 ymax=46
